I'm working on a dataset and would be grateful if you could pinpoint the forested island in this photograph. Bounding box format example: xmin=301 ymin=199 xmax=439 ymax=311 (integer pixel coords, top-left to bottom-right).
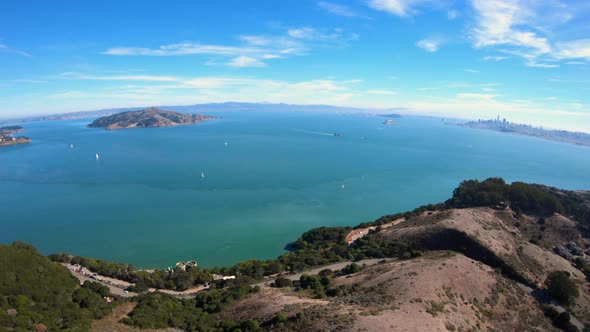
xmin=458 ymin=117 xmax=590 ymax=147
xmin=2 ymin=178 xmax=590 ymax=331
xmin=88 ymin=107 xmax=216 ymax=130
xmin=0 ymin=125 xmax=30 ymax=147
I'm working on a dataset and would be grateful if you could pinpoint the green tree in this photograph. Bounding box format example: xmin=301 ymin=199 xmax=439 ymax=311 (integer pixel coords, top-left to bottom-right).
xmin=545 ymin=271 xmax=579 ymax=306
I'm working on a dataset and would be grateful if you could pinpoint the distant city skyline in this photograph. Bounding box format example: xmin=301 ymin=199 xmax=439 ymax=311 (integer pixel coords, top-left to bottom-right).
xmin=1 ymin=1 xmax=589 ymax=132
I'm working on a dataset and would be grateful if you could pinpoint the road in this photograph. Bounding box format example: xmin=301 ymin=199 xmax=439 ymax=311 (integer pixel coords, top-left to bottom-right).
xmin=64 ymin=263 xmax=214 ymax=299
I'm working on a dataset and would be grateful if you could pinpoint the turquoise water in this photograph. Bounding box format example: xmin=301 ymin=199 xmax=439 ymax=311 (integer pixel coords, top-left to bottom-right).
xmin=1 ymin=112 xmax=589 ymax=268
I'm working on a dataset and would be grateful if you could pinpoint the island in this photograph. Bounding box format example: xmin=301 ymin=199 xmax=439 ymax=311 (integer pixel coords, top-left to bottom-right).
xmin=378 ymin=113 xmax=402 ymax=118
xmin=0 ymin=125 xmax=31 ymax=147
xmin=458 ymin=116 xmax=590 ymax=147
xmin=87 ymin=107 xmax=216 ymax=130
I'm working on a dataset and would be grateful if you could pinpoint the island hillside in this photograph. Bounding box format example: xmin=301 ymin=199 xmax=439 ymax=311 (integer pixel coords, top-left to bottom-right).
xmin=88 ymin=107 xmax=216 ymax=130
xmin=2 ymin=178 xmax=590 ymax=331
xmin=0 ymin=125 xmax=30 ymax=147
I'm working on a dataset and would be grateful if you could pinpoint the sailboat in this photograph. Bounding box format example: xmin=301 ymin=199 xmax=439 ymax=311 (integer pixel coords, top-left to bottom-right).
xmin=95 ymin=153 xmax=100 ymax=160
xmin=70 ymin=144 xmax=74 ymax=148
xmin=201 ymin=171 xmax=205 ymax=178
xmin=224 ymin=142 xmax=228 ymax=147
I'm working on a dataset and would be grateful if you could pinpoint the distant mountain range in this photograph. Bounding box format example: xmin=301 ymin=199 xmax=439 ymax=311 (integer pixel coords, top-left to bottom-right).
xmin=0 ymin=102 xmax=406 ymax=125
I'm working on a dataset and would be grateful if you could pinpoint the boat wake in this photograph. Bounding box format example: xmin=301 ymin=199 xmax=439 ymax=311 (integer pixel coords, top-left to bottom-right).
xmin=301 ymin=130 xmax=337 ymax=136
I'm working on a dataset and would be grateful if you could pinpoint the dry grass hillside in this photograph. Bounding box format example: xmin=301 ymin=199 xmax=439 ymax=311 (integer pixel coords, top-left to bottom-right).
xmin=223 ymin=252 xmax=559 ymax=331
xmin=221 ymin=207 xmax=590 ymax=331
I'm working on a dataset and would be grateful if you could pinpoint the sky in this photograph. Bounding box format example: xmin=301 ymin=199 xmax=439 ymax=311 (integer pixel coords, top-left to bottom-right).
xmin=1 ymin=0 xmax=590 ymax=132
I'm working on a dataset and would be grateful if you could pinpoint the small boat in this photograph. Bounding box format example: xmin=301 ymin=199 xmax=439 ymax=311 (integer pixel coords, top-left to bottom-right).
xmin=341 ymin=185 xmax=345 ymax=189
xmin=95 ymin=153 xmax=99 ymax=160
xmin=201 ymin=171 xmax=205 ymax=178
xmin=382 ymin=119 xmax=396 ymax=125
xmin=224 ymin=142 xmax=228 ymax=146
xmin=70 ymin=144 xmax=74 ymax=148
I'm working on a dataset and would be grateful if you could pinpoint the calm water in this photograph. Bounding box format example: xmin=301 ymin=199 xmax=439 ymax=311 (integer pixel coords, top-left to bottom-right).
xmin=1 ymin=112 xmax=589 ymax=268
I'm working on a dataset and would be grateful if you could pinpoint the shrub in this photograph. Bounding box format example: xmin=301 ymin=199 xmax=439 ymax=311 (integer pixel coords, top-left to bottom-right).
xmin=545 ymin=271 xmax=579 ymax=306
xmin=273 ymin=277 xmax=292 ymax=288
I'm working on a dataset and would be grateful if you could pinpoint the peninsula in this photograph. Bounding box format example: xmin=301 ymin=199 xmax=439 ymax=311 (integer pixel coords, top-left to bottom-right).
xmin=88 ymin=107 xmax=216 ymax=130
xmin=0 ymin=125 xmax=31 ymax=147
xmin=458 ymin=116 xmax=590 ymax=147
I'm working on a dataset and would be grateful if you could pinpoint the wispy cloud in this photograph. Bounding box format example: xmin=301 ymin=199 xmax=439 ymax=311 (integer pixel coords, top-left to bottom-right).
xmin=464 ymin=69 xmax=479 ymax=73
xmin=0 ymin=44 xmax=30 ymax=57
xmin=555 ymin=39 xmax=590 ymax=60
xmin=102 ymin=43 xmax=262 ymax=56
xmin=103 ymin=26 xmax=358 ymax=68
xmin=367 ymin=89 xmax=397 ymax=95
xmin=447 ymin=9 xmax=460 ymax=20
xmin=227 ymin=56 xmax=266 ymax=68
xmin=59 ymin=72 xmax=179 ymax=82
xmin=416 ymin=39 xmax=439 ymax=52
xmin=468 ymin=0 xmax=590 ymax=66
xmin=456 ymin=92 xmax=497 ymax=100
xmin=483 ymin=55 xmax=509 ymax=61
xmin=318 ymin=1 xmax=363 ymax=18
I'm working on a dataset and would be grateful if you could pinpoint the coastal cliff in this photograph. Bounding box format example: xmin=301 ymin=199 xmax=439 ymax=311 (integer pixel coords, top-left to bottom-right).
xmin=88 ymin=107 xmax=216 ymax=130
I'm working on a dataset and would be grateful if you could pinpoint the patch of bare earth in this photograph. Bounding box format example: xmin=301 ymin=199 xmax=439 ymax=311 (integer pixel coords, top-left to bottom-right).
xmin=339 ymin=252 xmax=557 ymax=332
xmin=220 ymin=288 xmax=329 ymax=322
xmin=90 ymin=302 xmax=182 ymax=332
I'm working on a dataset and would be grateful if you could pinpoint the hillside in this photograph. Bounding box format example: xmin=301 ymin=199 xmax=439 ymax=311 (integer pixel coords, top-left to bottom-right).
xmin=0 ymin=125 xmax=30 ymax=147
xmin=0 ymin=242 xmax=113 ymax=331
xmin=87 ymin=107 xmax=216 ymax=130
xmin=2 ymin=178 xmax=590 ymax=331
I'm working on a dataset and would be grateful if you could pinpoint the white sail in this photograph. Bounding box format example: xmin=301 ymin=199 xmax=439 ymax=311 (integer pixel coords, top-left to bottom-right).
xmin=95 ymin=153 xmax=99 ymax=160
xmin=201 ymin=171 xmax=205 ymax=178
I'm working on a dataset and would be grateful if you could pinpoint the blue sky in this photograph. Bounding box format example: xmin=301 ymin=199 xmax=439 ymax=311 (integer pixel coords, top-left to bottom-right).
xmin=1 ymin=0 xmax=590 ymax=131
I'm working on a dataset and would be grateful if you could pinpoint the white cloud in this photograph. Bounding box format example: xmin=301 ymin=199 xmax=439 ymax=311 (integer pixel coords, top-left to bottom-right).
xmin=318 ymin=1 xmax=362 ymax=17
xmin=456 ymin=93 xmax=496 ymax=100
xmin=286 ymin=27 xmax=346 ymax=41
xmin=367 ymin=89 xmax=397 ymax=95
xmin=239 ymin=35 xmax=273 ymax=46
xmin=447 ymin=9 xmax=459 ymax=20
xmin=464 ymin=69 xmax=479 ymax=73
xmin=368 ymin=0 xmax=412 ymax=17
xmin=0 ymin=43 xmax=30 ymax=57
xmin=555 ymin=39 xmax=590 ymax=60
xmin=525 ymin=60 xmax=558 ymax=68
xmin=227 ymin=56 xmax=266 ymax=68
xmin=103 ymin=43 xmax=266 ymax=56
xmin=416 ymin=39 xmax=439 ymax=52
xmin=59 ymin=72 xmax=179 ymax=82
xmin=468 ymin=0 xmax=590 ymax=66
xmin=469 ymin=0 xmax=551 ymax=54
xmin=483 ymin=55 xmax=509 ymax=61
xmin=104 ymin=27 xmax=358 ymax=63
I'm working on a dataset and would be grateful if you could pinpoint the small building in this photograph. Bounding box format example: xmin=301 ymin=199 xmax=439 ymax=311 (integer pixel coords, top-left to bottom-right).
xmin=175 ymin=262 xmax=187 ymax=271
xmin=186 ymin=260 xmax=197 ymax=270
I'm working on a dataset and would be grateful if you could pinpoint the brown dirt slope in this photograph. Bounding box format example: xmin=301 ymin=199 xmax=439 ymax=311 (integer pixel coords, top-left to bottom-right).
xmin=225 ymin=252 xmax=558 ymax=331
